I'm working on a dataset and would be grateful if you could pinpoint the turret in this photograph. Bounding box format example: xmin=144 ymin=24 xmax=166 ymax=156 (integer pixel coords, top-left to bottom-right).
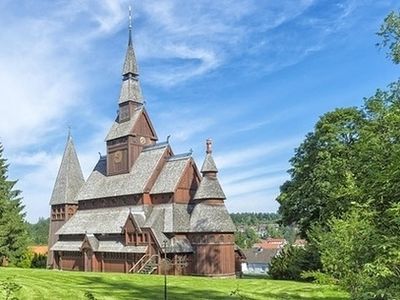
xmin=47 ymin=131 xmax=85 ymax=267
xmin=193 ymin=139 xmax=226 ymax=204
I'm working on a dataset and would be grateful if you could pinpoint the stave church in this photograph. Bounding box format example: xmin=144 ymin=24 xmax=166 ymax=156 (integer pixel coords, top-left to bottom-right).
xmin=47 ymin=11 xmax=243 ymax=277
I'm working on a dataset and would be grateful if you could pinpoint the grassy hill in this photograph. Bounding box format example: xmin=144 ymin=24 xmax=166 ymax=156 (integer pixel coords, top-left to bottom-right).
xmin=0 ymin=267 xmax=348 ymax=300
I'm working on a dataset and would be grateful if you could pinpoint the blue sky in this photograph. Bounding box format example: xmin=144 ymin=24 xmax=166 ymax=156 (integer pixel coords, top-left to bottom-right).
xmin=0 ymin=0 xmax=398 ymax=223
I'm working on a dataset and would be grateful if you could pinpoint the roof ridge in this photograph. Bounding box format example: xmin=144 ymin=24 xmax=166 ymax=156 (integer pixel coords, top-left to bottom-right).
xmin=167 ymin=153 xmax=192 ymax=161
xmin=142 ymin=141 xmax=169 ymax=151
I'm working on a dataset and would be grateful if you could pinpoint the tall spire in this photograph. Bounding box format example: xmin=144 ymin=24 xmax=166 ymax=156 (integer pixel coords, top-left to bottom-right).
xmin=49 ymin=132 xmax=85 ymax=205
xmin=119 ymin=5 xmax=143 ymax=104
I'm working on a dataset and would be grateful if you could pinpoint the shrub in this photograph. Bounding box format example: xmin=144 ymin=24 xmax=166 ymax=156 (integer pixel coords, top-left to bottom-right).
xmin=310 ymin=208 xmax=400 ymax=299
xmin=30 ymin=253 xmax=47 ymax=268
xmin=268 ymin=244 xmax=321 ymax=281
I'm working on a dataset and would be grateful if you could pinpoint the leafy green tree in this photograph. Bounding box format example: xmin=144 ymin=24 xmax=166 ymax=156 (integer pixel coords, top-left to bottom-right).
xmin=377 ymin=11 xmax=400 ymax=64
xmin=230 ymin=212 xmax=280 ymax=225
xmin=0 ymin=143 xmax=29 ymax=266
xmin=26 ymin=217 xmax=49 ymax=245
xmin=310 ymin=208 xmax=400 ymax=299
xmin=277 ymin=107 xmax=364 ymax=236
xmin=269 ymin=244 xmax=321 ymax=281
xmin=277 ymin=80 xmax=400 ymax=300
xmin=234 ymin=228 xmax=259 ymax=249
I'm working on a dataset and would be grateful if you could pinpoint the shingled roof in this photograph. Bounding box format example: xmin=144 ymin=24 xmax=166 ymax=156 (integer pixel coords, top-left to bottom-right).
xmin=190 ymin=203 xmax=236 ymax=232
xmin=201 ymin=153 xmax=218 ymax=173
xmin=144 ymin=204 xmax=193 ymax=253
xmin=194 ymin=176 xmax=226 ymax=200
xmin=105 ymin=107 xmax=142 ymax=141
xmin=56 ymin=206 xmax=146 ymax=235
xmin=123 ymin=18 xmax=139 ymax=77
xmin=51 ymin=240 xmax=147 ymax=253
xmin=119 ymin=78 xmax=142 ymax=104
xmin=76 ymin=143 xmax=168 ymax=201
xmin=50 ymin=241 xmax=82 ymax=252
xmin=244 ymin=248 xmax=278 ymax=264
xmin=150 ymin=155 xmax=191 ymax=194
xmin=49 ymin=134 xmax=84 ymax=205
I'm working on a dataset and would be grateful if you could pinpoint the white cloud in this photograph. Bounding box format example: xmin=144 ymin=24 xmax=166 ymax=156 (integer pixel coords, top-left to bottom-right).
xmin=222 ymin=164 xmax=287 ymax=185
xmin=227 ymin=189 xmax=281 ymax=213
xmin=223 ymin=174 xmax=288 ymax=198
xmin=214 ymin=137 xmax=300 ymax=169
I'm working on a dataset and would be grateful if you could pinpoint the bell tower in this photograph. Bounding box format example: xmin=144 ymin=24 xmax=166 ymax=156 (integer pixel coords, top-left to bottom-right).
xmin=105 ymin=7 xmax=157 ymax=176
xmin=47 ymin=132 xmax=84 ymax=267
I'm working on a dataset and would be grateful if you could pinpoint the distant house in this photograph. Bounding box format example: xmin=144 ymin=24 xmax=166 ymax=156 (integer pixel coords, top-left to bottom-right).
xmin=29 ymin=245 xmax=48 ymax=256
xmin=253 ymin=238 xmax=287 ymax=250
xmin=242 ymin=248 xmax=278 ymax=274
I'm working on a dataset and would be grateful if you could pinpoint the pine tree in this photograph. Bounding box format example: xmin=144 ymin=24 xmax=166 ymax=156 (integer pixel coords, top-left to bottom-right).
xmin=0 ymin=143 xmax=29 ymax=266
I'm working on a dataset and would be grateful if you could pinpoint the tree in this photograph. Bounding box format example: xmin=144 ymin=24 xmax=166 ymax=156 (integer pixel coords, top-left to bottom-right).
xmin=377 ymin=11 xmax=400 ymax=64
xmin=310 ymin=208 xmax=400 ymax=299
xmin=269 ymin=244 xmax=321 ymax=281
xmin=275 ymin=10 xmax=400 ymax=298
xmin=234 ymin=228 xmax=259 ymax=249
xmin=277 ymin=107 xmax=364 ymax=236
xmin=0 ymin=143 xmax=29 ymax=266
xmin=26 ymin=217 xmax=49 ymax=245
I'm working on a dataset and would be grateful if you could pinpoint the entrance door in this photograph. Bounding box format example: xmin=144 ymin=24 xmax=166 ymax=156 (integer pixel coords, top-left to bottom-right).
xmin=84 ymin=250 xmax=92 ymax=272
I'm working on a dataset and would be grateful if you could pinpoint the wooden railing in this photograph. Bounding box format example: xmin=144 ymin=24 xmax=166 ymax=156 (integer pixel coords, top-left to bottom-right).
xmin=129 ymin=254 xmax=159 ymax=273
xmin=129 ymin=254 xmax=149 ymax=273
xmin=137 ymin=254 xmax=159 ymax=273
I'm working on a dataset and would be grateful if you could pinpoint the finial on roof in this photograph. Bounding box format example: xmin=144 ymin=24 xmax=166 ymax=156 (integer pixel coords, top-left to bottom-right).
xmin=200 ymin=138 xmax=218 ymax=174
xmin=67 ymin=126 xmax=73 ymax=141
xmin=167 ymin=135 xmax=171 ymax=143
xmin=128 ymin=5 xmax=132 ymax=46
xmin=189 ymin=148 xmax=193 ymax=155
xmin=206 ymin=138 xmax=212 ymax=154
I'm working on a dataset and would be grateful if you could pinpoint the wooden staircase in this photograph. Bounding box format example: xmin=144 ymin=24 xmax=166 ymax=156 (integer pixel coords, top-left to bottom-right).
xmin=129 ymin=254 xmax=159 ymax=274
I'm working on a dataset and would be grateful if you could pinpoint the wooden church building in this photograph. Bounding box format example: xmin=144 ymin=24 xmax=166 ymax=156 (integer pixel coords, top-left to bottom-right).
xmin=47 ymin=12 xmax=241 ymax=277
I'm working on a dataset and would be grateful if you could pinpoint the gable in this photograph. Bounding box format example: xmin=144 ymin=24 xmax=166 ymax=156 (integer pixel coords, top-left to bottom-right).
xmin=124 ymin=214 xmax=142 ymax=234
xmin=132 ymin=109 xmax=157 ymax=140
xmin=177 ymin=160 xmax=201 ymax=190
xmin=81 ymin=239 xmax=91 ymax=250
xmin=150 ymin=157 xmax=190 ymax=194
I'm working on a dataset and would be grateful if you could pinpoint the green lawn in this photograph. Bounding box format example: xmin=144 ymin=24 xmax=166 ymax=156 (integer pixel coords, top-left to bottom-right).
xmin=0 ymin=267 xmax=348 ymax=300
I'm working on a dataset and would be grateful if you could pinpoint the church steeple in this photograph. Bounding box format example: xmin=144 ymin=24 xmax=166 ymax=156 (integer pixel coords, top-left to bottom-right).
xmin=49 ymin=132 xmax=85 ymax=205
xmin=105 ymin=7 xmax=157 ymax=176
xmin=119 ymin=6 xmax=143 ymax=104
xmin=194 ymin=139 xmax=226 ymax=201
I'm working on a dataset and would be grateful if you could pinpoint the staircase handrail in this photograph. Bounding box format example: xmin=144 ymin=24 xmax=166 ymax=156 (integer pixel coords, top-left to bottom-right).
xmin=137 ymin=254 xmax=159 ymax=273
xmin=129 ymin=254 xmax=149 ymax=273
